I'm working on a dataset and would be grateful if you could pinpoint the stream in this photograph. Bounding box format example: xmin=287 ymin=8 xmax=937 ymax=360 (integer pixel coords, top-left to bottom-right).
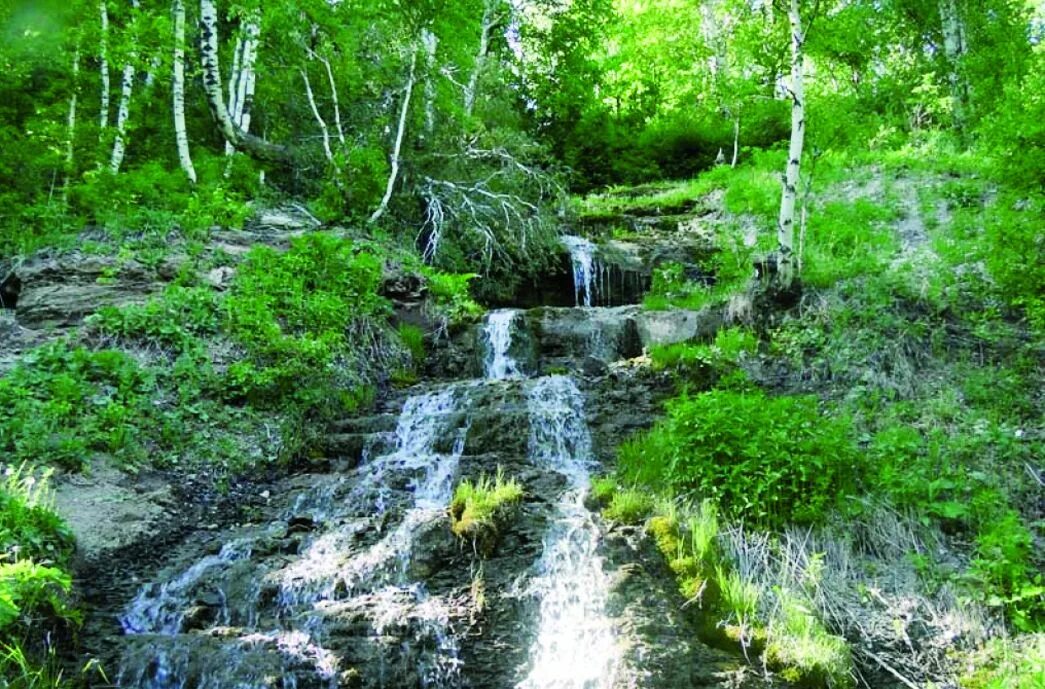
xmin=111 ymin=246 xmax=629 ymax=689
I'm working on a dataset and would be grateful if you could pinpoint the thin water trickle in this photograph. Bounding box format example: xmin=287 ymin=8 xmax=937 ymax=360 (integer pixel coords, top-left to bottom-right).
xmin=517 ymin=376 xmax=620 ymax=689
xmin=482 ymin=309 xmax=523 ymax=380
xmin=561 ymin=236 xmax=597 ymax=307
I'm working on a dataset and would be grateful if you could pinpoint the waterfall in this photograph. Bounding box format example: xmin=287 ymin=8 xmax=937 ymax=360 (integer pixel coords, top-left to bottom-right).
xmin=482 ymin=309 xmax=522 ymax=380
xmin=561 ymin=236 xmax=597 ymax=307
xmin=517 ymin=376 xmax=620 ymax=689
xmin=117 ymin=387 xmax=471 ymax=689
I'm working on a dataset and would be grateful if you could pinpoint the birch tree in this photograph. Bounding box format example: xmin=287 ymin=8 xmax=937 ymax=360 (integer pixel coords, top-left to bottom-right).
xmin=370 ymin=45 xmax=419 ymax=224
xmin=63 ymin=45 xmax=80 ymax=203
xmin=464 ymin=0 xmax=502 ymax=117
xmin=774 ymin=0 xmax=816 ymax=288
xmin=173 ymin=0 xmax=197 ymax=183
xmin=98 ymin=0 xmax=111 ymax=131
xmin=937 ymin=0 xmax=969 ymax=133
xmin=199 ymin=0 xmax=293 ymax=163
xmin=110 ymin=0 xmax=141 ymax=173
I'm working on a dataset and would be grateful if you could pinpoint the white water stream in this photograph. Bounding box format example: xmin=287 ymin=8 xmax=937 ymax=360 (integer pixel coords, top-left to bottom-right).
xmin=516 ymin=376 xmax=620 ymax=689
xmin=561 ymin=235 xmax=597 ymax=307
xmin=118 ymin=291 xmax=622 ymax=688
xmin=482 ymin=309 xmax=523 ymax=380
xmin=118 ymin=387 xmax=471 ymax=689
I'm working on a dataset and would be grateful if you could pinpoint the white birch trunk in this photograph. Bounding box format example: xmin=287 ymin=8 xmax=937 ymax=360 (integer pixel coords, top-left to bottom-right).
xmin=938 ymin=0 xmax=969 ymax=132
xmin=370 ymin=47 xmax=418 ymax=224
xmin=224 ymin=36 xmax=243 ymax=157
xmin=63 ymin=47 xmax=80 ymax=203
xmin=238 ymin=17 xmax=259 ymax=132
xmin=109 ymin=64 xmax=136 ymax=172
xmin=776 ymin=0 xmax=806 ymax=287
xmin=110 ymin=0 xmax=140 ymax=173
xmin=731 ymin=116 xmax=739 ymax=168
xmin=173 ymin=0 xmax=196 ymax=184
xmin=320 ymin=55 xmax=346 ymax=147
xmin=199 ymin=0 xmax=291 ymax=163
xmin=302 ymin=68 xmax=334 ymax=164
xmin=464 ymin=0 xmax=496 ymax=117
xmin=422 ymin=29 xmax=438 ymax=136
xmin=99 ymin=1 xmax=110 ymax=131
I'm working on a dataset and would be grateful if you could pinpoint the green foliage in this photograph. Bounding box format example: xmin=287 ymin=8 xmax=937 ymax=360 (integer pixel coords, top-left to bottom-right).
xmin=89 ymin=286 xmax=220 ymax=352
xmin=0 ymin=561 xmax=74 ymax=630
xmin=619 ymin=389 xmax=858 ymax=527
xmin=0 ymin=342 xmax=158 ymax=469
xmin=225 ymin=233 xmax=388 ymax=408
xmin=603 ymin=487 xmax=654 ymax=525
xmin=980 ymin=194 xmax=1044 ymax=332
xmin=0 ymin=467 xmax=73 ymax=565
xmin=801 ymin=199 xmax=898 ymax=288
xmin=450 ymin=469 xmax=524 ymax=542
xmin=764 ymin=592 xmax=854 ymax=688
xmin=959 ymin=635 xmax=1045 ymax=689
xmin=649 ymin=327 xmax=757 ymax=385
xmin=972 ymin=512 xmax=1044 ymax=631
xmin=423 ymin=271 xmax=482 ymax=327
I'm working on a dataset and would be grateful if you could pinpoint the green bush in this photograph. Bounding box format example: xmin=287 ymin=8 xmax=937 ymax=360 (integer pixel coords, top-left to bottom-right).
xmin=0 ymin=467 xmax=73 ymax=565
xmin=89 ymin=286 xmax=220 ymax=352
xmin=0 ymin=342 xmax=157 ymax=470
xmin=225 ymin=233 xmax=389 ymax=407
xmin=619 ymin=389 xmax=859 ymax=527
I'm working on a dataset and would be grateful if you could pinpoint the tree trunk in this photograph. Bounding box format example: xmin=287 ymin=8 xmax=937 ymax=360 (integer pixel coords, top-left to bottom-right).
xmin=422 ymin=29 xmax=438 ymax=136
xmin=464 ymin=0 xmax=496 ymax=117
xmin=776 ymin=0 xmax=806 ymax=288
xmin=223 ymin=34 xmax=243 ymax=157
xmin=301 ymin=68 xmax=334 ymax=164
xmin=320 ymin=55 xmax=346 ymax=147
xmin=110 ymin=0 xmax=142 ymax=173
xmin=370 ymin=46 xmax=418 ymax=224
xmin=199 ymin=0 xmax=292 ymax=163
xmin=99 ymin=0 xmax=110 ymax=131
xmin=938 ymin=0 xmax=969 ymax=133
xmin=731 ymin=115 xmax=739 ymax=168
xmin=173 ymin=0 xmax=197 ymax=184
xmin=63 ymin=46 xmax=80 ymax=203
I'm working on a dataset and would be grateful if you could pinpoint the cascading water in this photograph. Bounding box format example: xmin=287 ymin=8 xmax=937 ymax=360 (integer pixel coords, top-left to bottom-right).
xmin=517 ymin=376 xmax=620 ymax=689
xmin=481 ymin=309 xmax=522 ymax=380
xmin=117 ymin=387 xmax=472 ymax=689
xmin=561 ymin=236 xmax=597 ymax=307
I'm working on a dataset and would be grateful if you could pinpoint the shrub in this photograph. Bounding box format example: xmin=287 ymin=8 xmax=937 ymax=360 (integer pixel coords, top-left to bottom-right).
xmin=0 ymin=342 xmax=157 ymax=470
xmin=225 ymin=233 xmax=389 ymax=407
xmin=618 ymin=389 xmax=859 ymax=527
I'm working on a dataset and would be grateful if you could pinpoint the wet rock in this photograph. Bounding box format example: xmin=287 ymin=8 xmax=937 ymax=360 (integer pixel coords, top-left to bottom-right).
xmin=527 ymin=306 xmax=643 ymax=370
